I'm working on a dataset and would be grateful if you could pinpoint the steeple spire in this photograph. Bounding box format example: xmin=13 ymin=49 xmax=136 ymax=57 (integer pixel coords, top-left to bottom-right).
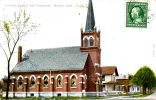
xmin=85 ymin=0 xmax=95 ymax=32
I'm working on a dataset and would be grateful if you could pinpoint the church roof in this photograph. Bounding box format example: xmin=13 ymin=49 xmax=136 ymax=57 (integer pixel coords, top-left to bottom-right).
xmin=12 ymin=46 xmax=88 ymax=72
xmin=85 ymin=0 xmax=95 ymax=32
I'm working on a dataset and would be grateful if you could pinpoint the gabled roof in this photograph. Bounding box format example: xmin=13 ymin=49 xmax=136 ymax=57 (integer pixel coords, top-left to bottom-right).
xmin=101 ymin=66 xmax=119 ymax=76
xmin=12 ymin=46 xmax=88 ymax=72
xmin=85 ymin=0 xmax=95 ymax=32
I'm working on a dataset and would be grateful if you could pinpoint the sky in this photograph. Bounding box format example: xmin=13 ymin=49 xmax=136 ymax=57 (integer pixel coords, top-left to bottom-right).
xmin=0 ymin=0 xmax=156 ymax=79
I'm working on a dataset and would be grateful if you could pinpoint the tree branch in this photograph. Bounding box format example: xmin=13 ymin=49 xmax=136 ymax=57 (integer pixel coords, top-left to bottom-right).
xmin=0 ymin=43 xmax=8 ymax=61
xmin=0 ymin=8 xmax=38 ymax=99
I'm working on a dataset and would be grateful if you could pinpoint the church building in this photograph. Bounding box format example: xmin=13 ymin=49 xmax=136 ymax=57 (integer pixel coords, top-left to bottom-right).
xmin=8 ymin=0 xmax=102 ymax=97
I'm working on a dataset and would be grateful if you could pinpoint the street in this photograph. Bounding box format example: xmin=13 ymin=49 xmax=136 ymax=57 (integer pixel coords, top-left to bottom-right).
xmin=107 ymin=92 xmax=156 ymax=100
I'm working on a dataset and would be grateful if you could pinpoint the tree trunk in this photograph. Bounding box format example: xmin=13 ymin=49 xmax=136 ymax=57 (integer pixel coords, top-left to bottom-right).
xmin=148 ymin=88 xmax=151 ymax=94
xmin=6 ymin=61 xmax=10 ymax=99
xmin=143 ymin=86 xmax=146 ymax=95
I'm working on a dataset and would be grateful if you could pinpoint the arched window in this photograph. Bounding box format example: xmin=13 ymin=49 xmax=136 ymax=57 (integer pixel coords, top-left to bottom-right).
xmin=30 ymin=76 xmax=35 ymax=87
xmin=83 ymin=37 xmax=88 ymax=47
xmin=71 ymin=75 xmax=76 ymax=87
xmin=18 ymin=77 xmax=23 ymax=88
xmin=57 ymin=76 xmax=62 ymax=87
xmin=89 ymin=37 xmax=94 ymax=46
xmin=44 ymin=76 xmax=48 ymax=87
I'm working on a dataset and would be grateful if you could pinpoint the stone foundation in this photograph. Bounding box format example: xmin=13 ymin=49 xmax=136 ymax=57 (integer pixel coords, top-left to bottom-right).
xmin=3 ymin=92 xmax=103 ymax=97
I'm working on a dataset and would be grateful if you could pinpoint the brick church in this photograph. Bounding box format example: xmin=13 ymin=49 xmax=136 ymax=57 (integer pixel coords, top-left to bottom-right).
xmin=9 ymin=0 xmax=102 ymax=97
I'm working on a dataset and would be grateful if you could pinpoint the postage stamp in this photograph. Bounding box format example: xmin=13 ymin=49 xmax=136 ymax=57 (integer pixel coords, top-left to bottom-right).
xmin=126 ymin=2 xmax=148 ymax=28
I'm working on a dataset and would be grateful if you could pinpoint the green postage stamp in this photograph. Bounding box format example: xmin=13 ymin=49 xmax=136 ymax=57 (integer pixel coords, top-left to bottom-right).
xmin=126 ymin=2 xmax=148 ymax=28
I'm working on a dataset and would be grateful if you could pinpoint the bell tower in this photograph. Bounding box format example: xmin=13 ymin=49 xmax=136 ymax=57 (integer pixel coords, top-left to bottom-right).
xmin=80 ymin=0 xmax=101 ymax=66
xmin=80 ymin=0 xmax=101 ymax=92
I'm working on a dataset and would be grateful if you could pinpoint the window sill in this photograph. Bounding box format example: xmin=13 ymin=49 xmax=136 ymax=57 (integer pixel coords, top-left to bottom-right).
xmin=43 ymin=87 xmax=48 ymax=88
xmin=56 ymin=87 xmax=63 ymax=88
xmin=70 ymin=87 xmax=77 ymax=88
xmin=30 ymin=87 xmax=35 ymax=88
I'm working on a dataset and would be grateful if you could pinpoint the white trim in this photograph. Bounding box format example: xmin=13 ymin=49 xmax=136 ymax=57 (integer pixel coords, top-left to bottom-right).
xmin=56 ymin=74 xmax=63 ymax=88
xmin=42 ymin=74 xmax=49 ymax=80
xmin=79 ymin=75 xmax=84 ymax=78
xmin=30 ymin=75 xmax=36 ymax=87
xmin=97 ymin=77 xmax=100 ymax=81
xmin=94 ymin=63 xmax=99 ymax=67
xmin=65 ymin=75 xmax=68 ymax=78
xmin=70 ymin=74 xmax=77 ymax=79
xmin=56 ymin=87 xmax=63 ymax=88
xmin=79 ymin=82 xmax=82 ymax=84
xmin=70 ymin=74 xmax=77 ymax=87
xmin=55 ymin=74 xmax=63 ymax=79
xmin=43 ymin=75 xmax=49 ymax=87
xmin=17 ymin=75 xmax=24 ymax=80
xmin=84 ymin=74 xmax=87 ymax=79
xmin=83 ymin=36 xmax=89 ymax=40
xmin=89 ymin=36 xmax=95 ymax=40
xmin=25 ymin=76 xmax=28 ymax=78
xmin=95 ymin=73 xmax=101 ymax=76
xmin=37 ymin=76 xmax=41 ymax=78
xmin=29 ymin=75 xmax=36 ymax=80
xmin=43 ymin=87 xmax=48 ymax=88
xmin=5 ymin=92 xmax=91 ymax=97
xmin=70 ymin=87 xmax=77 ymax=89
xmin=12 ymin=76 xmax=15 ymax=79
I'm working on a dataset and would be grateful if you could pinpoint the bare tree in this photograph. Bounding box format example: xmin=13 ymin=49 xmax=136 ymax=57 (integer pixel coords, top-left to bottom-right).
xmin=0 ymin=9 xmax=38 ymax=99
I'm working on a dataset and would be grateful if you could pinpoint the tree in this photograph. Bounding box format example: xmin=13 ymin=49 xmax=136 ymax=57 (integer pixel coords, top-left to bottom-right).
xmin=0 ymin=9 xmax=38 ymax=99
xmin=132 ymin=65 xmax=156 ymax=94
xmin=0 ymin=80 xmax=2 ymax=90
xmin=1 ymin=76 xmax=8 ymax=92
xmin=128 ymin=74 xmax=133 ymax=80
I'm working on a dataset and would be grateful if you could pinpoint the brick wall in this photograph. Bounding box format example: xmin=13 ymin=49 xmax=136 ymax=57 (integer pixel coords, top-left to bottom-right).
xmin=10 ymin=71 xmax=86 ymax=93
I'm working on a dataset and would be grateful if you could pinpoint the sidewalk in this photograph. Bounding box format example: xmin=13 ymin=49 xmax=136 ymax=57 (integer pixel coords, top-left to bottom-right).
xmin=107 ymin=92 xmax=156 ymax=100
xmin=143 ymin=92 xmax=156 ymax=100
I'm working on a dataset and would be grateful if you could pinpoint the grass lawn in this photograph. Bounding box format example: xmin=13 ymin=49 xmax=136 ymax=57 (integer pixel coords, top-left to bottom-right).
xmin=0 ymin=93 xmax=2 ymax=98
xmin=110 ymin=92 xmax=152 ymax=98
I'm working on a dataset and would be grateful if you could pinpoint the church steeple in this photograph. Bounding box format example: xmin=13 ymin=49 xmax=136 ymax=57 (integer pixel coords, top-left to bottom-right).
xmin=80 ymin=0 xmax=100 ymax=49
xmin=85 ymin=0 xmax=95 ymax=32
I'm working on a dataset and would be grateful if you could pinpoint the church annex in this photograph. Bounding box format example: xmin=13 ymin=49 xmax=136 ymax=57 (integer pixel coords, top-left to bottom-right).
xmin=8 ymin=0 xmax=102 ymax=97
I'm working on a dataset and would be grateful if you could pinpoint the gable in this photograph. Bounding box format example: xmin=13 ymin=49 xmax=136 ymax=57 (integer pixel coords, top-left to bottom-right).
xmin=101 ymin=66 xmax=119 ymax=76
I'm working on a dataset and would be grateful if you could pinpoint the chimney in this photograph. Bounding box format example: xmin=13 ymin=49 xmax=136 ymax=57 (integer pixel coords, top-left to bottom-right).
xmin=18 ymin=46 xmax=22 ymax=64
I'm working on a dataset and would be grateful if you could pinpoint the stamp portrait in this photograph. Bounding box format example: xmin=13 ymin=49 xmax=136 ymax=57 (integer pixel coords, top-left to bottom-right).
xmin=126 ymin=2 xmax=148 ymax=28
